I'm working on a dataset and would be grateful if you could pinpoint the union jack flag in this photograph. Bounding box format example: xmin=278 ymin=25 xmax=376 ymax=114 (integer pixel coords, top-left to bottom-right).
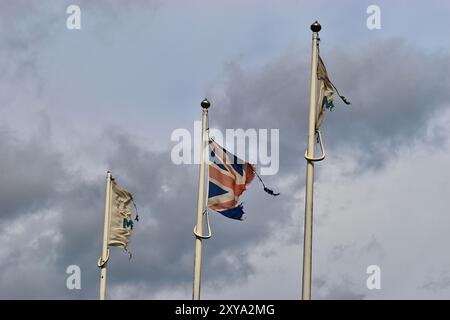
xmin=207 ymin=139 xmax=255 ymax=220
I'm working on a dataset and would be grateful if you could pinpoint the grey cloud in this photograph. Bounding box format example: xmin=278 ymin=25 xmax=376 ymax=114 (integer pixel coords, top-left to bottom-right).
xmin=314 ymin=276 xmax=366 ymax=300
xmin=329 ymin=244 xmax=352 ymax=261
xmin=420 ymin=274 xmax=450 ymax=293
xmin=0 ymin=2 xmax=60 ymax=102
xmin=327 ymin=236 xmax=385 ymax=262
xmin=0 ymin=126 xmax=67 ymax=220
xmin=319 ymin=285 xmax=366 ymax=300
xmin=97 ymin=129 xmax=285 ymax=292
xmin=0 ymin=0 xmax=161 ymax=106
xmin=359 ymin=235 xmax=384 ymax=258
xmin=0 ymin=124 xmax=287 ymax=298
xmin=1 ymin=1 xmax=449 ymax=300
xmin=209 ymin=39 xmax=450 ymax=172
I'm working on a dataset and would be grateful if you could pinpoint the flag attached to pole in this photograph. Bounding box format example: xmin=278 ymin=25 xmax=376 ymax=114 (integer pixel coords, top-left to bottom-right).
xmin=207 ymin=139 xmax=255 ymax=220
xmin=316 ymin=56 xmax=350 ymax=130
xmin=108 ymin=179 xmax=136 ymax=250
xmin=316 ymin=56 xmax=335 ymax=129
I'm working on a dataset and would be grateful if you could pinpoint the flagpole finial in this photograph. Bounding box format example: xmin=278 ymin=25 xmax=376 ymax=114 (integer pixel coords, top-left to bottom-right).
xmin=201 ymin=98 xmax=210 ymax=109
xmin=310 ymin=21 xmax=321 ymax=33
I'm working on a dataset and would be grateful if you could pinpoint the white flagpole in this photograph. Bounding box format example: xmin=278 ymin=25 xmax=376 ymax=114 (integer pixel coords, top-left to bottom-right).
xmin=193 ymin=98 xmax=210 ymax=300
xmin=302 ymin=21 xmax=321 ymax=300
xmin=99 ymin=171 xmax=112 ymax=300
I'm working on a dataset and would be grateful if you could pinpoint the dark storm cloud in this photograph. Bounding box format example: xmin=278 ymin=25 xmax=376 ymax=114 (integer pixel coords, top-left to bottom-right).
xmin=0 ymin=126 xmax=197 ymax=298
xmin=1 ymin=0 xmax=449 ymax=300
xmin=66 ymin=38 xmax=449 ymax=298
xmin=0 ymin=126 xmax=67 ymax=219
xmin=209 ymin=38 xmax=450 ymax=171
xmin=197 ymin=39 xmax=450 ymax=299
xmin=0 ymin=1 xmax=271 ymax=299
xmin=92 ymin=130 xmax=285 ymax=293
xmin=0 ymin=125 xmax=285 ymax=298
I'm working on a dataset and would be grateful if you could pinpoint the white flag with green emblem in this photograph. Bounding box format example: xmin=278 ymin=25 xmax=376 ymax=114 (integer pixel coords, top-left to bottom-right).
xmin=316 ymin=55 xmax=350 ymax=129
xmin=316 ymin=56 xmax=336 ymax=129
xmin=108 ymin=179 xmax=135 ymax=249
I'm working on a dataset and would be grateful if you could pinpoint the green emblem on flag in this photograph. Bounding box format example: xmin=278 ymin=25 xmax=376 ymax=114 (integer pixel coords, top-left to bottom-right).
xmin=123 ymin=218 xmax=133 ymax=229
xmin=322 ymin=96 xmax=335 ymax=111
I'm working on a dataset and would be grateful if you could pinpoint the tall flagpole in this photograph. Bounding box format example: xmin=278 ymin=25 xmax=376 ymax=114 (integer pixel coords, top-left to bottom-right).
xmin=302 ymin=21 xmax=321 ymax=300
xmin=193 ymin=98 xmax=210 ymax=300
xmin=99 ymin=171 xmax=112 ymax=300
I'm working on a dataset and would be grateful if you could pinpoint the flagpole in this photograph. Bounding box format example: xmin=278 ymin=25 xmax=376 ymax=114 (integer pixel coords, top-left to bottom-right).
xmin=193 ymin=98 xmax=210 ymax=300
xmin=99 ymin=171 xmax=112 ymax=300
xmin=302 ymin=21 xmax=321 ymax=300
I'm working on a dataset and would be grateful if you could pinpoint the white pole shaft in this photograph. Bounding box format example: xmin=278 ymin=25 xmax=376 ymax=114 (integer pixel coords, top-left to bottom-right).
xmin=302 ymin=29 xmax=319 ymax=300
xmin=99 ymin=171 xmax=112 ymax=300
xmin=193 ymin=108 xmax=208 ymax=300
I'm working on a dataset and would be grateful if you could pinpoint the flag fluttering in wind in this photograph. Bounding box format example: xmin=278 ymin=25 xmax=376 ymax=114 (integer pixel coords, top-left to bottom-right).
xmin=316 ymin=56 xmax=351 ymax=129
xmin=98 ymin=172 xmax=138 ymax=300
xmin=316 ymin=56 xmax=335 ymax=129
xmin=192 ymin=99 xmax=280 ymax=300
xmin=108 ymin=179 xmax=135 ymax=249
xmin=207 ymin=139 xmax=255 ymax=220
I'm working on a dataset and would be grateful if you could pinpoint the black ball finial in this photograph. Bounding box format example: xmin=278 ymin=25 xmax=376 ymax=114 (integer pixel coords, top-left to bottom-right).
xmin=201 ymin=98 xmax=210 ymax=109
xmin=310 ymin=21 xmax=321 ymax=33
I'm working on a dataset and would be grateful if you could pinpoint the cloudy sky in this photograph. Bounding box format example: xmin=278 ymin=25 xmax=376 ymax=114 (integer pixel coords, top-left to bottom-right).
xmin=1 ymin=0 xmax=450 ymax=299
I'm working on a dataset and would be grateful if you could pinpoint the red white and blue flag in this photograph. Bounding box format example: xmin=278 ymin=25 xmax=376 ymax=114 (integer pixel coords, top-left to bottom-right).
xmin=207 ymin=139 xmax=255 ymax=220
